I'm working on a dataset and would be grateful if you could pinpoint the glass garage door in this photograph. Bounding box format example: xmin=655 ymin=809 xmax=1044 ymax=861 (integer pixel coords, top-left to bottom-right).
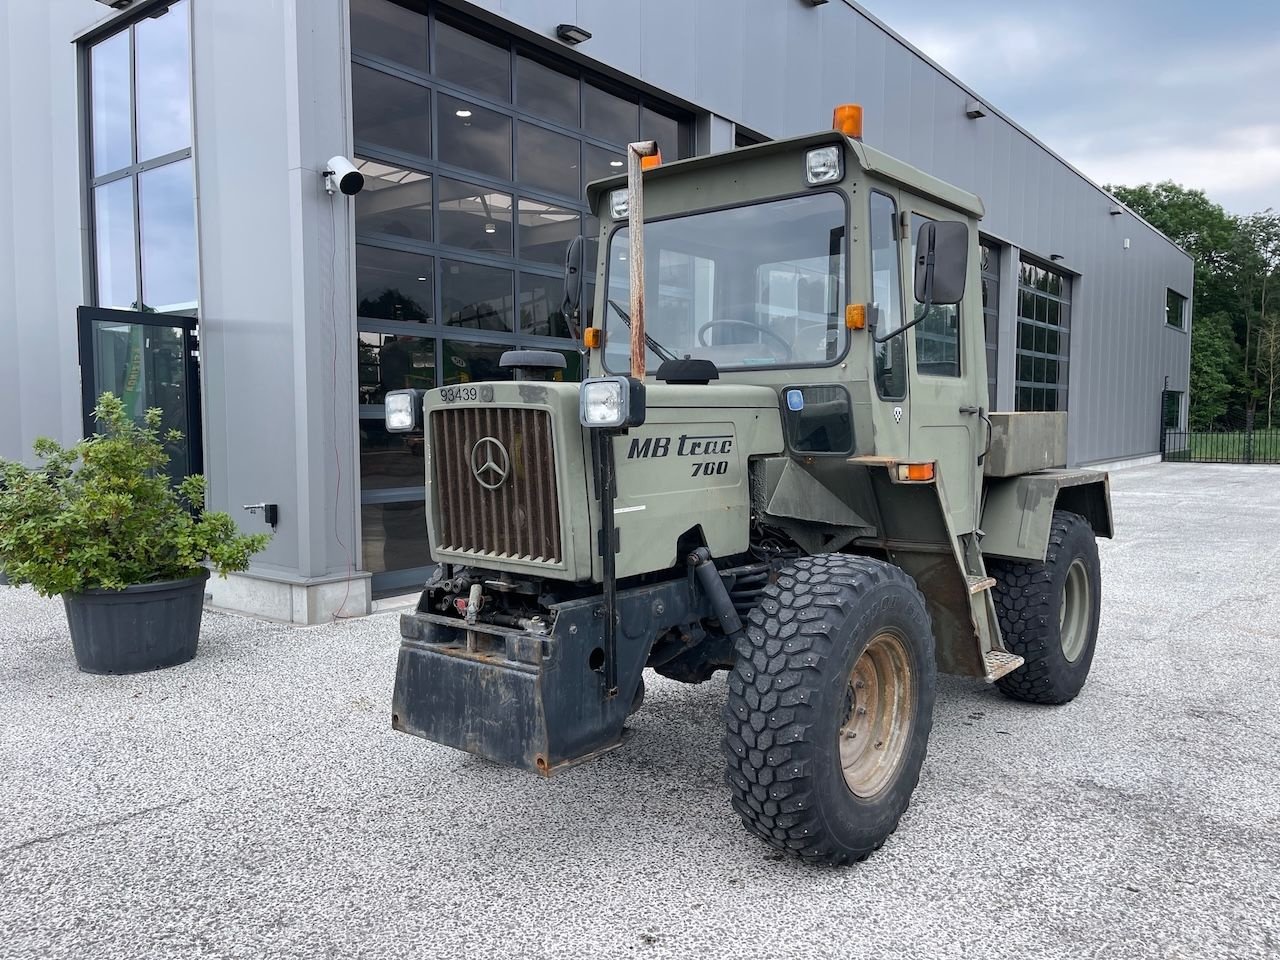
xmin=349 ymin=0 xmax=694 ymax=595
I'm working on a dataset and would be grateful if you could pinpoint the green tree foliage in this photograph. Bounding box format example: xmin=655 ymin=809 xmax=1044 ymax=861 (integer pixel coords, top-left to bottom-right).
xmin=0 ymin=393 xmax=271 ymax=596
xmin=1109 ymin=182 xmax=1280 ymax=425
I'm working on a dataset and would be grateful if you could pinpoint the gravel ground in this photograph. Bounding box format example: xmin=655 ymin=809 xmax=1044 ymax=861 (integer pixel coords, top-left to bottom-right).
xmin=2 ymin=462 xmax=1278 ymax=960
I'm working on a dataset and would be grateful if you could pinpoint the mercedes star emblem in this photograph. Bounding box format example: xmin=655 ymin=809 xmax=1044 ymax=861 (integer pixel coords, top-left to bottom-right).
xmin=469 ymin=436 xmax=511 ymax=490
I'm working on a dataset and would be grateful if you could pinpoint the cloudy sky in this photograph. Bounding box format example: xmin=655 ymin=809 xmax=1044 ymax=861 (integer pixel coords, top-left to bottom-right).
xmin=856 ymin=0 xmax=1280 ymax=215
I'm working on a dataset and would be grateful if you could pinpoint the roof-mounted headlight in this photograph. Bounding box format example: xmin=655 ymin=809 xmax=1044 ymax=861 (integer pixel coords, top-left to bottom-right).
xmin=806 ymin=146 xmax=842 ymax=185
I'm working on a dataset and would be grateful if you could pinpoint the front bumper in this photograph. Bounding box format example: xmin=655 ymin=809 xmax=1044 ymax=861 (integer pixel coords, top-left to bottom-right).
xmin=392 ymin=579 xmax=712 ymax=774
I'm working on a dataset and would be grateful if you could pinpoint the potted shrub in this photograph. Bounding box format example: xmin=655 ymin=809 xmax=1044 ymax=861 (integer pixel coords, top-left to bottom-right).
xmin=0 ymin=394 xmax=270 ymax=674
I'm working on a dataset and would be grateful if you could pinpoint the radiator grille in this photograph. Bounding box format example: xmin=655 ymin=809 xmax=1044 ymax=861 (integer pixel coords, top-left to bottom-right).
xmin=430 ymin=407 xmax=563 ymax=564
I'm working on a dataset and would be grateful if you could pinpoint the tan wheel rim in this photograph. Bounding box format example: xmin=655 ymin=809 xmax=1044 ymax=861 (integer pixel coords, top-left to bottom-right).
xmin=839 ymin=631 xmax=915 ymax=798
xmin=1060 ymin=558 xmax=1090 ymax=663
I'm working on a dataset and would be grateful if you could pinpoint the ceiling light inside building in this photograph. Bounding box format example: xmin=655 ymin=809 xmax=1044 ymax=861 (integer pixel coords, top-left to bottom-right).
xmin=455 ymin=109 xmax=472 ymax=118
xmin=484 ymin=222 xmax=497 ymax=234
xmin=609 ymin=160 xmax=623 ymax=168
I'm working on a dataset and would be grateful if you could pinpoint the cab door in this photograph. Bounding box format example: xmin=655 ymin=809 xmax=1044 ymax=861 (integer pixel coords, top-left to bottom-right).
xmin=900 ymin=195 xmax=986 ymax=535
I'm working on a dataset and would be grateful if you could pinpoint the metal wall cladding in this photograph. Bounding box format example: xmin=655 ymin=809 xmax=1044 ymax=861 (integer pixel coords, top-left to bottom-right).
xmin=468 ymin=0 xmax=1194 ymax=465
xmin=430 ymin=407 xmax=563 ymax=563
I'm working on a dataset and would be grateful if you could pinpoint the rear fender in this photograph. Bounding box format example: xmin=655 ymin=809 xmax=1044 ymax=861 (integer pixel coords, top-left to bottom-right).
xmin=980 ymin=470 xmax=1113 ymax=564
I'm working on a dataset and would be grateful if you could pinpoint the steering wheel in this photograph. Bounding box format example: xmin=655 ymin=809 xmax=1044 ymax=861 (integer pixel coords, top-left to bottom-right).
xmin=696 ymin=319 xmax=793 ymax=360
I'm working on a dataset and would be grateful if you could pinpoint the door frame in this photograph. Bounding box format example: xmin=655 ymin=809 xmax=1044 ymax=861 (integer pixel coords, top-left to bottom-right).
xmin=76 ymin=305 xmax=204 ymax=477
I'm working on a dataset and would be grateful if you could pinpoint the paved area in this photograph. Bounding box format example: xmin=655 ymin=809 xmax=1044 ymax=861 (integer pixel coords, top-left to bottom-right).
xmin=2 ymin=463 xmax=1278 ymax=960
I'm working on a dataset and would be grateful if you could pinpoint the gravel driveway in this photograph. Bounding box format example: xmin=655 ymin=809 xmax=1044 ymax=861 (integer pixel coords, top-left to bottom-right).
xmin=2 ymin=462 xmax=1277 ymax=959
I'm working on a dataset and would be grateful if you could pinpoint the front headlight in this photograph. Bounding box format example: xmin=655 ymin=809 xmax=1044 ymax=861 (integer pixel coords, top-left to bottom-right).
xmin=580 ymin=376 xmax=646 ymax=429
xmin=609 ymin=188 xmax=629 ymax=219
xmin=805 ymin=145 xmax=842 ymax=185
xmin=385 ymin=389 xmax=420 ymax=433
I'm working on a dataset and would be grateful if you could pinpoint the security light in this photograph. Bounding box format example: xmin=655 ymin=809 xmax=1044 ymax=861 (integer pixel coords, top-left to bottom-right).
xmin=1109 ymin=204 xmax=1125 ymax=216
xmin=555 ymin=23 xmax=592 ymax=44
xmin=965 ymin=99 xmax=987 ymax=119
xmin=94 ymin=0 xmax=134 ymax=8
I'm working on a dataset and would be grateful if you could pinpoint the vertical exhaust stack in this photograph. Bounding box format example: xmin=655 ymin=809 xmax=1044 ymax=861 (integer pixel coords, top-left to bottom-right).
xmin=626 ymin=140 xmax=660 ymax=379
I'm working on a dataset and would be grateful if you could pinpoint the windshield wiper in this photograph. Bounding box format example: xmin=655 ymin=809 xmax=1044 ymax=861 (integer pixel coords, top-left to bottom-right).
xmin=607 ymin=299 xmax=680 ymax=364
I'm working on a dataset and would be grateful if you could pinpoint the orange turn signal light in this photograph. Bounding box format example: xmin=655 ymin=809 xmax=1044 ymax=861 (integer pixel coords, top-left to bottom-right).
xmin=641 ymin=149 xmax=662 ymax=171
xmin=833 ymin=103 xmax=864 ymax=140
xmin=845 ymin=303 xmax=866 ymax=330
xmin=583 ymin=327 xmax=603 ymax=349
xmin=897 ymin=462 xmax=935 ymax=483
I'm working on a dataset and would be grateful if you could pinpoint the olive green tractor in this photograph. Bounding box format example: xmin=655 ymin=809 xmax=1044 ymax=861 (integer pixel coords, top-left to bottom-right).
xmin=383 ymin=105 xmax=1112 ymax=864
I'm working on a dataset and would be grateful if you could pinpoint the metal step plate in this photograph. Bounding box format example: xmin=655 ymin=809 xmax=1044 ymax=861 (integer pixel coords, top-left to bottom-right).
xmin=967 ymin=574 xmax=997 ymax=594
xmin=983 ymin=650 xmax=1025 ymax=682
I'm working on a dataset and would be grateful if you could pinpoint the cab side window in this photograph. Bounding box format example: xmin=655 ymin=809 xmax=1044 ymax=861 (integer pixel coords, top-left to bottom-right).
xmin=869 ymin=192 xmax=906 ymax=399
xmin=910 ymin=212 xmax=962 ymax=377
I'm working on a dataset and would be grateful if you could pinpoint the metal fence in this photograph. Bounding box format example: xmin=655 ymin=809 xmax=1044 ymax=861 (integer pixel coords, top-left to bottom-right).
xmin=1162 ymin=397 xmax=1280 ymax=465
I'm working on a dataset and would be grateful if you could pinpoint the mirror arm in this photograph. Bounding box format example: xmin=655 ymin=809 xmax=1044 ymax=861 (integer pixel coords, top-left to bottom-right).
xmin=871 ymin=308 xmax=932 ymax=344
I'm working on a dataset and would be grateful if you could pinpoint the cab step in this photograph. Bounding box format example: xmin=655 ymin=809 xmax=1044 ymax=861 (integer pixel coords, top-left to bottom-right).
xmin=966 ymin=574 xmax=997 ymax=594
xmin=983 ymin=650 xmax=1025 ymax=682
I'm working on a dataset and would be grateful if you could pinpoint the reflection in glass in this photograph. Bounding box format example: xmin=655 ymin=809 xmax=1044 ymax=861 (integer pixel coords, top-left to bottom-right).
xmin=360 ymin=415 xmax=428 ymax=491
xmin=89 ymin=320 xmax=193 ymax=481
xmin=641 ymin=105 xmax=681 ymax=159
xmin=441 ymin=339 xmax=514 ymax=384
xmin=350 ymin=0 xmax=428 ymax=72
xmin=434 ymin=20 xmax=510 ymax=102
xmin=441 ymin=261 xmax=514 ymax=332
xmin=517 ymin=122 xmax=580 ymax=198
xmin=91 ymin=30 xmax=132 ymax=176
xmin=516 ymin=55 xmax=579 ymax=128
xmin=362 ymin=501 xmax=430 ymax=574
xmin=357 ymin=246 xmax=434 ymax=323
xmin=520 ymin=272 xmax=570 ymax=338
xmin=518 ymin=198 xmax=578 ymax=265
xmin=135 ymin=1 xmax=191 ymax=162
xmin=437 ymin=177 xmax=513 ymax=255
xmin=355 ymin=160 xmax=432 ymax=242
xmin=353 ymin=63 xmax=431 ymax=157
xmin=584 ymin=83 xmax=638 ymax=145
xmin=438 ymin=94 xmax=512 ymax=180
xmin=94 ymin=178 xmax=137 ymax=310
xmin=358 ymin=332 xmax=435 ymax=405
xmin=583 ymin=143 xmax=626 ymax=185
xmin=139 ymin=159 xmax=198 ymax=312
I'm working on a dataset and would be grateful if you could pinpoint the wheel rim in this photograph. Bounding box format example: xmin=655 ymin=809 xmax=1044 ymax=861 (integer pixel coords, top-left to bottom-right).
xmin=838 ymin=631 xmax=915 ymax=799
xmin=1060 ymin=558 xmax=1091 ymax=662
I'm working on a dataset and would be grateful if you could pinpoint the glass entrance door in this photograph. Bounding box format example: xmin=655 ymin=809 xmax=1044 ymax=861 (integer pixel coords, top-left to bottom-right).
xmin=76 ymin=306 xmax=202 ymax=483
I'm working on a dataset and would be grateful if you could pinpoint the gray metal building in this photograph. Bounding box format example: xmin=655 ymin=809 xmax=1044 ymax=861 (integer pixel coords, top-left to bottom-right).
xmin=0 ymin=0 xmax=1192 ymax=620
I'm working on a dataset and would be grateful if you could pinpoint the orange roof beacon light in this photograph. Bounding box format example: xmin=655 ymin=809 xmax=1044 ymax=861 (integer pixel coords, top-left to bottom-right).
xmin=833 ymin=103 xmax=864 ymax=140
xmin=641 ymin=148 xmax=662 ymax=171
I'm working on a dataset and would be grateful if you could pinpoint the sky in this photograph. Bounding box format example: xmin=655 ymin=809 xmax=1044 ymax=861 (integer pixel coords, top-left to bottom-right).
xmin=855 ymin=0 xmax=1280 ymax=215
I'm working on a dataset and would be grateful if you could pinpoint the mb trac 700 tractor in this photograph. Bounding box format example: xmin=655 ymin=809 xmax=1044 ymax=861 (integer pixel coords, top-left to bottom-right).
xmin=383 ymin=105 xmax=1112 ymax=865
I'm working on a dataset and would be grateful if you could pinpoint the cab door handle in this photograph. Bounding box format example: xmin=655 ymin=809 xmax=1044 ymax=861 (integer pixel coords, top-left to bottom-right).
xmin=959 ymin=406 xmax=993 ymax=465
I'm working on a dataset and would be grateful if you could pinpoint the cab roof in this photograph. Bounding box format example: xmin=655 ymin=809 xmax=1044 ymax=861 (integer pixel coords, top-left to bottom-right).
xmin=585 ymin=131 xmax=985 ymax=220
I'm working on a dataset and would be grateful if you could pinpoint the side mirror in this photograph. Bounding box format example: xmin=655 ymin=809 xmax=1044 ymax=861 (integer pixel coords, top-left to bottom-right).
xmin=913 ymin=220 xmax=969 ymax=306
xmin=562 ymin=235 xmax=585 ymax=314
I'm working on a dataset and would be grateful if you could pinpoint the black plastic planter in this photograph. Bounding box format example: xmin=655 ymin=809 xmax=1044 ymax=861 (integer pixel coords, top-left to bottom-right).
xmin=63 ymin=568 xmax=210 ymax=674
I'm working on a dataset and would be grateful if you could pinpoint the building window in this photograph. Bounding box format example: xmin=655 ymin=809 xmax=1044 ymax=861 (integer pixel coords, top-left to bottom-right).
xmin=980 ymin=240 xmax=1000 ymax=410
xmin=86 ymin=1 xmax=196 ymax=314
xmin=1015 ymin=260 xmax=1071 ymax=412
xmin=349 ymin=0 xmax=695 ymax=590
xmin=1166 ymin=289 xmax=1187 ymax=329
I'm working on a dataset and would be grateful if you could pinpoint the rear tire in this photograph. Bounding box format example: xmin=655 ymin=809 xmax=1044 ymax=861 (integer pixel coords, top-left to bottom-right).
xmin=989 ymin=510 xmax=1101 ymax=705
xmin=722 ymin=555 xmax=936 ymax=864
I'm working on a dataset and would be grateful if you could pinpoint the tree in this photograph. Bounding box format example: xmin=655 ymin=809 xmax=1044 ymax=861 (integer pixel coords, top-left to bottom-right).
xmin=1257 ymin=316 xmax=1280 ymax=429
xmin=1187 ymin=312 xmax=1240 ymax=429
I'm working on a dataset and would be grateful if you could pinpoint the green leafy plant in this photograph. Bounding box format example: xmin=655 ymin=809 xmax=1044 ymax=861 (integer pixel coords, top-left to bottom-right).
xmin=0 ymin=393 xmax=270 ymax=596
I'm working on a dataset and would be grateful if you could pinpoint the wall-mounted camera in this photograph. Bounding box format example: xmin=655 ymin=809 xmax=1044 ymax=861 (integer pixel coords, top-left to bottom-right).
xmin=323 ymin=156 xmax=365 ymax=196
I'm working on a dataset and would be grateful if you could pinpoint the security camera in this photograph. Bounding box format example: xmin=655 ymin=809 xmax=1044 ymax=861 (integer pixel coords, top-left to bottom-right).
xmin=323 ymin=156 xmax=365 ymax=196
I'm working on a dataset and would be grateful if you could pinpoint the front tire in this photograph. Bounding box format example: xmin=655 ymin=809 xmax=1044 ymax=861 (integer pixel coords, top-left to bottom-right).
xmin=723 ymin=555 xmax=936 ymax=864
xmin=989 ymin=510 xmax=1102 ymax=705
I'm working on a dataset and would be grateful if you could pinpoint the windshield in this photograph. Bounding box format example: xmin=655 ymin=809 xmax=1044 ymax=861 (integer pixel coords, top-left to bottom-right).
xmin=603 ymin=193 xmax=847 ymax=372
